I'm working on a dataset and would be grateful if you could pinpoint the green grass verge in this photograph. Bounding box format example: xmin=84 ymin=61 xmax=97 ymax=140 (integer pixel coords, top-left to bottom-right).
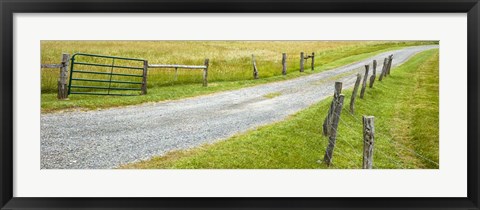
xmin=121 ymin=49 xmax=439 ymax=169
xmin=41 ymin=41 xmax=438 ymax=113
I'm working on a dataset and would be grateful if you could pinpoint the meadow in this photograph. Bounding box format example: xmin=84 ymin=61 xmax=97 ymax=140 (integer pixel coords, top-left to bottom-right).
xmin=122 ymin=49 xmax=439 ymax=169
xmin=41 ymin=40 xmax=437 ymax=112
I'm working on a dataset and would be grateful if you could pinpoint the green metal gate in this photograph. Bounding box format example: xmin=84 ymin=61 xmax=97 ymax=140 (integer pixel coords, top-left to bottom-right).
xmin=68 ymin=53 xmax=147 ymax=96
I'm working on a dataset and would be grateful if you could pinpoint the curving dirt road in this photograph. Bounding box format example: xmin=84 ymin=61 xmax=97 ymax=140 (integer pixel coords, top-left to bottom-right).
xmin=41 ymin=45 xmax=438 ymax=169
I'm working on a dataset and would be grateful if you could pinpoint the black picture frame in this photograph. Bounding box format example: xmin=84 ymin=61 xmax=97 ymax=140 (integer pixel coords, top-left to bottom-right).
xmin=1 ymin=0 xmax=479 ymax=209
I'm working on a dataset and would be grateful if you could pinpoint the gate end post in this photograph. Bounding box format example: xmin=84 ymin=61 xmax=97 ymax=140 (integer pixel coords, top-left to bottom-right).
xmin=311 ymin=52 xmax=315 ymax=71
xmin=141 ymin=60 xmax=148 ymax=95
xmin=300 ymin=52 xmax=305 ymax=72
xmin=57 ymin=53 xmax=70 ymax=100
xmin=203 ymin=58 xmax=209 ymax=87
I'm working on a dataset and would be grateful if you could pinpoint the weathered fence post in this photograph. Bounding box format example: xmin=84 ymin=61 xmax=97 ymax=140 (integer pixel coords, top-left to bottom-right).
xmin=369 ymin=60 xmax=377 ymax=88
xmin=322 ymin=82 xmax=342 ymax=136
xmin=300 ymin=52 xmax=305 ymax=72
xmin=383 ymin=57 xmax=388 ymax=78
xmin=349 ymin=73 xmax=362 ymax=114
xmin=311 ymin=52 xmax=315 ymax=71
xmin=386 ymin=54 xmax=393 ymax=75
xmin=282 ymin=53 xmax=287 ymax=75
xmin=362 ymin=116 xmax=375 ymax=169
xmin=203 ymin=58 xmax=209 ymax=87
xmin=360 ymin=65 xmax=369 ymax=99
xmin=323 ymin=94 xmax=345 ymax=166
xmin=57 ymin=53 xmax=70 ymax=99
xmin=252 ymin=54 xmax=259 ymax=79
xmin=379 ymin=57 xmax=387 ymax=81
xmin=141 ymin=60 xmax=148 ymax=95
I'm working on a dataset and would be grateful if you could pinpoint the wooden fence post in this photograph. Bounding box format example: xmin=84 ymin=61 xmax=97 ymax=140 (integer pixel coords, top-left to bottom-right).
xmin=323 ymin=94 xmax=345 ymax=166
xmin=282 ymin=53 xmax=287 ymax=75
xmin=203 ymin=58 xmax=209 ymax=87
xmin=57 ymin=53 xmax=70 ymax=100
xmin=384 ymin=56 xmax=391 ymax=77
xmin=300 ymin=52 xmax=305 ymax=72
xmin=360 ymin=65 xmax=369 ymax=99
xmin=369 ymin=60 xmax=377 ymax=88
xmin=311 ymin=52 xmax=315 ymax=71
xmin=379 ymin=57 xmax=387 ymax=81
xmin=386 ymin=55 xmax=393 ymax=75
xmin=322 ymin=82 xmax=342 ymax=136
xmin=141 ymin=60 xmax=148 ymax=95
xmin=349 ymin=73 xmax=362 ymax=114
xmin=252 ymin=54 xmax=259 ymax=79
xmin=362 ymin=116 xmax=375 ymax=169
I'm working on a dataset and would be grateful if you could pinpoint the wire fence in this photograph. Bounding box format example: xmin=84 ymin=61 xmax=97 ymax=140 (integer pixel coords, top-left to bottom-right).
xmin=320 ymin=54 xmax=439 ymax=169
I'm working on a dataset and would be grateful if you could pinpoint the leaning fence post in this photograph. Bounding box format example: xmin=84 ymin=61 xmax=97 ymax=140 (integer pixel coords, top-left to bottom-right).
xmin=384 ymin=56 xmax=391 ymax=78
xmin=57 ymin=53 xmax=70 ymax=100
xmin=141 ymin=60 xmax=148 ymax=95
xmin=362 ymin=116 xmax=375 ymax=169
xmin=300 ymin=52 xmax=305 ymax=72
xmin=252 ymin=54 xmax=259 ymax=79
xmin=378 ymin=57 xmax=387 ymax=81
xmin=386 ymin=55 xmax=393 ymax=75
xmin=349 ymin=73 xmax=362 ymax=114
xmin=369 ymin=60 xmax=377 ymax=88
xmin=203 ymin=58 xmax=209 ymax=87
xmin=311 ymin=52 xmax=315 ymax=71
xmin=360 ymin=65 xmax=369 ymax=99
xmin=282 ymin=53 xmax=287 ymax=75
xmin=322 ymin=82 xmax=342 ymax=136
xmin=323 ymin=94 xmax=345 ymax=166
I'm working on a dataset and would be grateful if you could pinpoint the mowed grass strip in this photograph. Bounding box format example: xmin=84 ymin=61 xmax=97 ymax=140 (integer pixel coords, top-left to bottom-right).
xmin=41 ymin=41 xmax=437 ymax=113
xmin=121 ymin=49 xmax=439 ymax=169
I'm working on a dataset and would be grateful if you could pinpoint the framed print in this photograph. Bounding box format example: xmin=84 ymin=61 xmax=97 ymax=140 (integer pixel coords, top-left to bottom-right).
xmin=1 ymin=0 xmax=479 ymax=209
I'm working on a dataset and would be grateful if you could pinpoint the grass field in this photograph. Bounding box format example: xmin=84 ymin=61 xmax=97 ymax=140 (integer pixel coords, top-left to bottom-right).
xmin=121 ymin=48 xmax=439 ymax=169
xmin=41 ymin=41 xmax=437 ymax=113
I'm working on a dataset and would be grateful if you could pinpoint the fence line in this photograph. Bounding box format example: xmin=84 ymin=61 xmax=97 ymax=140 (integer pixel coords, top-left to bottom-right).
xmin=320 ymin=54 xmax=438 ymax=169
xmin=41 ymin=53 xmax=210 ymax=98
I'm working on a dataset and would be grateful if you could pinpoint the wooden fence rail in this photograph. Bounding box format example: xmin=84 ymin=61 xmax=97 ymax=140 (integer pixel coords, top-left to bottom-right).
xmin=147 ymin=59 xmax=210 ymax=87
xmin=147 ymin=64 xmax=207 ymax=69
xmin=41 ymin=64 xmax=64 ymax=68
xmin=40 ymin=53 xmax=70 ymax=100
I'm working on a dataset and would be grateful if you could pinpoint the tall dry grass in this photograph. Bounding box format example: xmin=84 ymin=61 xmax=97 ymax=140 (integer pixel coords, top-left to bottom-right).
xmin=41 ymin=40 xmax=436 ymax=93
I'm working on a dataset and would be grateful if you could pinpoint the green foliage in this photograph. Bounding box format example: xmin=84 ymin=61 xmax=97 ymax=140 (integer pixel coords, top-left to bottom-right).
xmin=121 ymin=49 xmax=439 ymax=169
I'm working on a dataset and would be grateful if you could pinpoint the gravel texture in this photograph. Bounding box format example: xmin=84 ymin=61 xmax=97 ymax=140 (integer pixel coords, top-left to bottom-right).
xmin=41 ymin=45 xmax=438 ymax=169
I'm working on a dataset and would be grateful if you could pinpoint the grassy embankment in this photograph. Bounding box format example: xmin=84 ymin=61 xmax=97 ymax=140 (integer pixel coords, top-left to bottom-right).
xmin=122 ymin=49 xmax=439 ymax=169
xmin=41 ymin=41 xmax=437 ymax=113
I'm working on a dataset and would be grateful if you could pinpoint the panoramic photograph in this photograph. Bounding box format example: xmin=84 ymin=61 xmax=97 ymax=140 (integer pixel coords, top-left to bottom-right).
xmin=40 ymin=40 xmax=439 ymax=169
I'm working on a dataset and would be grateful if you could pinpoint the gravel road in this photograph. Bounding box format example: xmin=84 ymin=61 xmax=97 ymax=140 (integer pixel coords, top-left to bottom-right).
xmin=41 ymin=45 xmax=438 ymax=169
